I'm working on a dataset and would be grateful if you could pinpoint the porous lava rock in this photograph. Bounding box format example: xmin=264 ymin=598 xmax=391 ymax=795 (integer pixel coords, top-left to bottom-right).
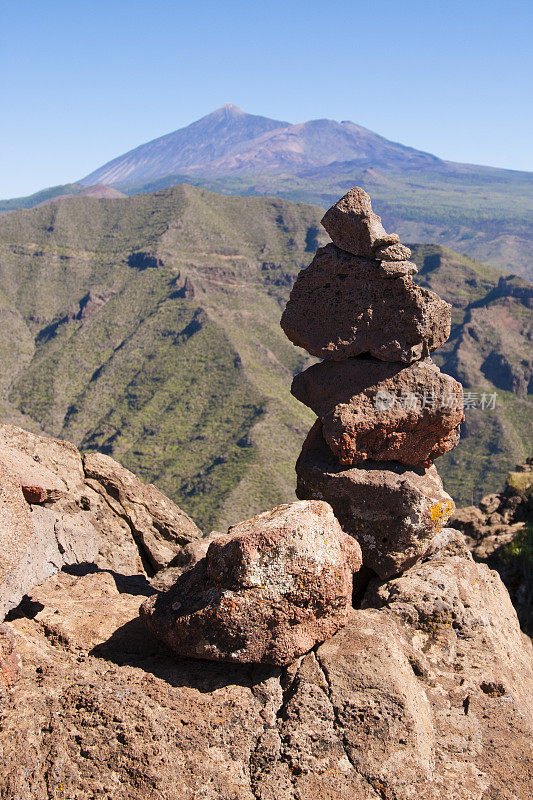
xmin=291 ymin=357 xmax=464 ymax=466
xmin=296 ymin=423 xmax=454 ymax=578
xmin=320 ymin=186 xmax=399 ymax=257
xmin=280 ymin=244 xmax=451 ymax=362
xmin=140 ymin=500 xmax=362 ymax=666
xmin=374 ymin=240 xmax=413 ymax=261
xmin=84 ymin=451 xmax=202 ymax=571
xmin=0 ymin=623 xmax=20 ymax=705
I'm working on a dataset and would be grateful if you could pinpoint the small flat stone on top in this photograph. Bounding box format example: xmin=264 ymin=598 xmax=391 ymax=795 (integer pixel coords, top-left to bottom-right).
xmin=321 ymin=186 xmax=399 ymax=258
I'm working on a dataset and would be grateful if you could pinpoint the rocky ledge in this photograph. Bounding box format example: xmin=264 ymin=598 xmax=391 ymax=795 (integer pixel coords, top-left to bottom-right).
xmin=0 ymin=422 xmax=531 ymax=799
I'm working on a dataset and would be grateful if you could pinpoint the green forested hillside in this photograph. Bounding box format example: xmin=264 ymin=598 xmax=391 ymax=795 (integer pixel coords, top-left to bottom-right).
xmin=0 ymin=185 xmax=530 ymax=529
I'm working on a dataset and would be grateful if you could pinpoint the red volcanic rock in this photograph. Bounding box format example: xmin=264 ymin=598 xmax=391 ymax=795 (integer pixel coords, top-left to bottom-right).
xmin=296 ymin=422 xmax=455 ymax=579
xmin=140 ymin=500 xmax=362 ymax=666
xmin=0 ymin=624 xmax=20 ymax=703
xmin=374 ymin=241 xmax=412 ymax=261
xmin=20 ymin=486 xmax=63 ymax=504
xmin=280 ymin=244 xmax=451 ymax=362
xmin=291 ymin=357 xmax=464 ymax=467
xmin=321 ymin=186 xmax=398 ymax=257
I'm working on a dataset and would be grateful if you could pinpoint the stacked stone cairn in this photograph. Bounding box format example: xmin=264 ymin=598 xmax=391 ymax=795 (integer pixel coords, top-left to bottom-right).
xmin=281 ymin=187 xmax=464 ymax=579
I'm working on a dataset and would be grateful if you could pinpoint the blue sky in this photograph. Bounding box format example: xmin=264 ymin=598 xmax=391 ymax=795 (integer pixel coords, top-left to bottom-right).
xmin=1 ymin=0 xmax=531 ymax=196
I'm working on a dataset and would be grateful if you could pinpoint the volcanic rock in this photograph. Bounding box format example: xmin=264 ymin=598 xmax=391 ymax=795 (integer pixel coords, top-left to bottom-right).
xmin=291 ymin=357 xmax=464 ymax=466
xmin=281 ymin=244 xmax=451 ymax=362
xmin=0 ymin=624 xmax=20 ymax=705
xmin=451 ymin=460 xmax=533 ymax=634
xmin=2 ymin=510 xmax=531 ymax=799
xmin=0 ymin=453 xmax=100 ymax=620
xmin=83 ymin=451 xmax=202 ymax=572
xmin=0 ymin=425 xmax=204 ymax=618
xmin=375 ymin=241 xmax=412 ymax=261
xmin=140 ymin=500 xmax=362 ymax=666
xmin=296 ymin=422 xmax=455 ymax=578
xmin=320 ymin=186 xmax=399 ymax=257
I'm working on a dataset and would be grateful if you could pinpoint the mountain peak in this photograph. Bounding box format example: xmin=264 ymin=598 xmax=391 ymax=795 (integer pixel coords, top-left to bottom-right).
xmin=217 ymin=103 xmax=245 ymax=114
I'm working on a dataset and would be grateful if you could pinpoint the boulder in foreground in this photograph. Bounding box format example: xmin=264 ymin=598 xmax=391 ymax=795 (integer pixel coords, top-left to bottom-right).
xmin=140 ymin=500 xmax=362 ymax=666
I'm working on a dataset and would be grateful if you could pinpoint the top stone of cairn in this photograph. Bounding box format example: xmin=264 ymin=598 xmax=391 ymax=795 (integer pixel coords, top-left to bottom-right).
xmin=321 ymin=186 xmax=409 ymax=260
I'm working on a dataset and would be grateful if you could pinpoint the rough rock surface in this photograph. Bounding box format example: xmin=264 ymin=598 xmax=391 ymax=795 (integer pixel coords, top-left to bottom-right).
xmin=141 ymin=501 xmax=362 ymax=666
xmin=0 ymin=454 xmax=99 ymax=620
xmin=1 ymin=527 xmax=531 ymax=799
xmin=84 ymin=451 xmax=202 ymax=572
xmin=281 ymin=244 xmax=451 ymax=362
xmin=0 ymin=425 xmax=204 ymax=620
xmin=374 ymin=240 xmax=413 ymax=261
xmin=0 ymin=623 xmax=20 ymax=703
xmin=320 ymin=186 xmax=399 ymax=257
xmin=292 ymin=357 xmax=464 ymax=467
xmin=451 ymin=460 xmax=532 ymax=634
xmin=296 ymin=422 xmax=455 ymax=578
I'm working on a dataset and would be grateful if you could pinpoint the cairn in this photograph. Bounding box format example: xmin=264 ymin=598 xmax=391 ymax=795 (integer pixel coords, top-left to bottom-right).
xmin=281 ymin=187 xmax=464 ymax=579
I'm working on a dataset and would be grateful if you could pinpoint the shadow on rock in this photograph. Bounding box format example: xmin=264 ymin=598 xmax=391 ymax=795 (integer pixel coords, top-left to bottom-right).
xmin=90 ymin=615 xmax=280 ymax=693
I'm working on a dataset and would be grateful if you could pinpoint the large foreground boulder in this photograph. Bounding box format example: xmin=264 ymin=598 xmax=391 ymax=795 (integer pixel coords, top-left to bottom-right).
xmin=140 ymin=501 xmax=362 ymax=666
xmin=281 ymin=244 xmax=451 ymax=362
xmin=296 ymin=422 xmax=455 ymax=578
xmin=292 ymin=357 xmax=464 ymax=466
xmin=1 ymin=524 xmax=531 ymax=799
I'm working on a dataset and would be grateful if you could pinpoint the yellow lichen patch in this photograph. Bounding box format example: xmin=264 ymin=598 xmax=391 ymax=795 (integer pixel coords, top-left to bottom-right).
xmin=428 ymin=500 xmax=454 ymax=528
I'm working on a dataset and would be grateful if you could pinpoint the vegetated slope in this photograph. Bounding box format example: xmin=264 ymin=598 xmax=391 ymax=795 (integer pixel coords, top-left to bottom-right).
xmin=0 ymin=186 xmax=530 ymax=529
xmin=3 ymin=105 xmax=531 ymax=275
xmin=73 ymin=104 xmax=533 ymax=277
xmin=411 ymin=244 xmax=532 ymax=502
xmin=0 ymin=183 xmax=85 ymax=212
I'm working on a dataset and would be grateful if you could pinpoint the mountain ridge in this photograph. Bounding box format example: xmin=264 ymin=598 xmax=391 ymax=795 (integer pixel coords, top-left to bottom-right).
xmin=0 ymin=184 xmax=530 ymax=529
xmin=3 ymin=105 xmax=531 ymax=276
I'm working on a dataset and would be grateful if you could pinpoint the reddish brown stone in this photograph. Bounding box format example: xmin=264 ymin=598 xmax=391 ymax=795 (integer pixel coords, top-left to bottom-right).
xmin=141 ymin=500 xmax=362 ymax=666
xmin=292 ymin=357 xmax=463 ymax=467
xmin=321 ymin=186 xmax=398 ymax=257
xmin=0 ymin=624 xmax=20 ymax=701
xmin=374 ymin=241 xmax=412 ymax=261
xmin=280 ymin=244 xmax=451 ymax=362
xmin=296 ymin=422 xmax=455 ymax=578
xmin=20 ymin=485 xmax=63 ymax=504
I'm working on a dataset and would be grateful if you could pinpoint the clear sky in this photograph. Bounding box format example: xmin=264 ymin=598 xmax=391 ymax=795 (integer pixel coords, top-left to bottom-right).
xmin=1 ymin=0 xmax=531 ymax=197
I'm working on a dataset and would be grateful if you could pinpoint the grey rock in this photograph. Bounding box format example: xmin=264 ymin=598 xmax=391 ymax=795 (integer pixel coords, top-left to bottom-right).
xmin=0 ymin=457 xmax=99 ymax=621
xmin=83 ymin=451 xmax=202 ymax=571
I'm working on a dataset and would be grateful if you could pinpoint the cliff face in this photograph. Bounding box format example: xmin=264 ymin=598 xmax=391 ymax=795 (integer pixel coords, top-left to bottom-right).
xmin=1 ymin=424 xmax=532 ymax=799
